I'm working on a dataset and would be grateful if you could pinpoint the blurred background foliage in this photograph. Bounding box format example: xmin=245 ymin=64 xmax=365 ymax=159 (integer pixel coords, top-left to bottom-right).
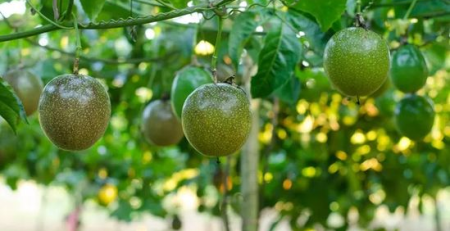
xmin=0 ymin=0 xmax=449 ymax=230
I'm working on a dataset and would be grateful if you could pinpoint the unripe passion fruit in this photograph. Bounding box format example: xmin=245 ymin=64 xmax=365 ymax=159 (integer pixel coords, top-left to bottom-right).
xmin=323 ymin=27 xmax=390 ymax=97
xmin=171 ymin=67 xmax=213 ymax=119
xmin=3 ymin=68 xmax=43 ymax=116
xmin=38 ymin=74 xmax=111 ymax=151
xmin=182 ymin=83 xmax=251 ymax=157
xmin=141 ymin=99 xmax=184 ymax=146
xmin=390 ymin=44 xmax=428 ymax=93
xmin=394 ymin=94 xmax=435 ymax=140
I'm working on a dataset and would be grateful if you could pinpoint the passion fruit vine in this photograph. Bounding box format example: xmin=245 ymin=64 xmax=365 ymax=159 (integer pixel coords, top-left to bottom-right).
xmin=181 ymin=83 xmax=251 ymax=157
xmin=38 ymin=74 xmax=111 ymax=151
xmin=323 ymin=27 xmax=390 ymax=97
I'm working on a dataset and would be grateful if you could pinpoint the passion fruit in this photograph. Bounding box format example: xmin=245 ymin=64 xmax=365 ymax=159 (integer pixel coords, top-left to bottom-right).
xmin=323 ymin=27 xmax=390 ymax=97
xmin=390 ymin=44 xmax=428 ymax=93
xmin=3 ymin=68 xmax=43 ymax=116
xmin=394 ymin=94 xmax=435 ymax=140
xmin=38 ymin=74 xmax=111 ymax=151
xmin=141 ymin=99 xmax=184 ymax=146
xmin=181 ymin=83 xmax=251 ymax=157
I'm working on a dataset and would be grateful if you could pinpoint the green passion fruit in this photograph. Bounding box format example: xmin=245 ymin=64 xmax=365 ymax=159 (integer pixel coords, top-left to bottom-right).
xmin=3 ymin=68 xmax=43 ymax=116
xmin=394 ymin=94 xmax=435 ymax=140
xmin=171 ymin=67 xmax=213 ymax=119
xmin=38 ymin=74 xmax=111 ymax=151
xmin=390 ymin=44 xmax=428 ymax=93
xmin=323 ymin=27 xmax=390 ymax=97
xmin=181 ymin=83 xmax=251 ymax=157
xmin=141 ymin=99 xmax=184 ymax=146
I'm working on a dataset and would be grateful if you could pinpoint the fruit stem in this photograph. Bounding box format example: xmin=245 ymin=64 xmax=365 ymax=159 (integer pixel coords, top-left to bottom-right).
xmin=403 ymin=0 xmax=418 ymax=20
xmin=355 ymin=0 xmax=368 ymax=29
xmin=357 ymin=96 xmax=361 ymax=105
xmin=211 ymin=15 xmax=223 ymax=84
xmin=356 ymin=0 xmax=362 ymax=14
xmin=72 ymin=12 xmax=82 ymax=75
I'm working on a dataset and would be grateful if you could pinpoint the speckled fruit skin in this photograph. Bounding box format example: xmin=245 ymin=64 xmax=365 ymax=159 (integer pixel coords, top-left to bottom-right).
xmin=324 ymin=27 xmax=390 ymax=96
xmin=38 ymin=74 xmax=111 ymax=151
xmin=182 ymin=83 xmax=251 ymax=157
xmin=171 ymin=67 xmax=213 ymax=119
xmin=390 ymin=44 xmax=428 ymax=93
xmin=141 ymin=99 xmax=184 ymax=146
xmin=3 ymin=68 xmax=43 ymax=116
xmin=394 ymin=94 xmax=435 ymax=140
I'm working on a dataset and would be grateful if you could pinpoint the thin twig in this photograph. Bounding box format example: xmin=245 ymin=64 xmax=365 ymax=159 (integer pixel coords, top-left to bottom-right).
xmin=403 ymin=0 xmax=418 ymax=19
xmin=211 ymin=16 xmax=223 ymax=83
xmin=52 ymin=0 xmax=60 ymax=20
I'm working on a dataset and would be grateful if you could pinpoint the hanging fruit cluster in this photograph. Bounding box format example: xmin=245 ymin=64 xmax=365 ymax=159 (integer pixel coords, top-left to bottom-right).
xmin=391 ymin=44 xmax=435 ymax=140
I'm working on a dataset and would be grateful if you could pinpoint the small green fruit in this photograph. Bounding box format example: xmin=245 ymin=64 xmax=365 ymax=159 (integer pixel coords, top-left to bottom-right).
xmin=390 ymin=44 xmax=428 ymax=93
xmin=141 ymin=99 xmax=184 ymax=146
xmin=394 ymin=94 xmax=435 ymax=140
xmin=171 ymin=67 xmax=213 ymax=119
xmin=182 ymin=83 xmax=251 ymax=157
xmin=3 ymin=68 xmax=43 ymax=116
xmin=323 ymin=27 xmax=390 ymax=96
xmin=39 ymin=74 xmax=111 ymax=151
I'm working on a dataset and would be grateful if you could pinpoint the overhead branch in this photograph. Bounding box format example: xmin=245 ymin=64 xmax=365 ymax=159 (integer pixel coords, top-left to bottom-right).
xmin=0 ymin=0 xmax=235 ymax=42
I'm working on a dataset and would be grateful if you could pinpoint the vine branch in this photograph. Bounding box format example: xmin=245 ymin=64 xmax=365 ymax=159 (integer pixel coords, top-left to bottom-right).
xmin=0 ymin=0 xmax=235 ymax=42
xmin=403 ymin=0 xmax=418 ymax=19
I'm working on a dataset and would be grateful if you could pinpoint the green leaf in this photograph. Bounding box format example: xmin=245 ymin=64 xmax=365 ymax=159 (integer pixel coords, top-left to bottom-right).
xmin=170 ymin=0 xmax=190 ymax=8
xmin=286 ymin=10 xmax=331 ymax=55
xmin=273 ymin=77 xmax=301 ymax=105
xmin=410 ymin=0 xmax=450 ymax=18
xmin=229 ymin=11 xmax=269 ymax=69
xmin=251 ymin=18 xmax=302 ymax=98
xmin=292 ymin=0 xmax=347 ymax=31
xmin=80 ymin=0 xmax=106 ymax=21
xmin=0 ymin=78 xmax=27 ymax=134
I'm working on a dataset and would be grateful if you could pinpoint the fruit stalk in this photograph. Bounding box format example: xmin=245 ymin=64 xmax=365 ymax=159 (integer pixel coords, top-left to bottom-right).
xmin=403 ymin=0 xmax=418 ymax=20
xmin=72 ymin=12 xmax=82 ymax=75
xmin=355 ymin=0 xmax=367 ymax=28
xmin=211 ymin=15 xmax=224 ymax=83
